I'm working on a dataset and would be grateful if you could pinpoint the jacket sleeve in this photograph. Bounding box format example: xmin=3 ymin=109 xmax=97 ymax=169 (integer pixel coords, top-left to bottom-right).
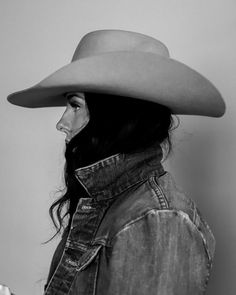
xmin=98 ymin=209 xmax=212 ymax=295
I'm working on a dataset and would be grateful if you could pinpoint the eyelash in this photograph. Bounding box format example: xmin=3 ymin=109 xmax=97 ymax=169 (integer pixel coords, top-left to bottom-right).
xmin=69 ymin=102 xmax=80 ymax=110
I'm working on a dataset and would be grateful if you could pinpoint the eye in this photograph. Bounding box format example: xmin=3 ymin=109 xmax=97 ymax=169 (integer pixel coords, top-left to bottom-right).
xmin=69 ymin=101 xmax=81 ymax=111
xmin=66 ymin=94 xmax=81 ymax=111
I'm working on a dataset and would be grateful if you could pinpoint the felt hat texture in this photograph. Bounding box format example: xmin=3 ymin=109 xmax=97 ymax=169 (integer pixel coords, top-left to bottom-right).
xmin=7 ymin=30 xmax=225 ymax=117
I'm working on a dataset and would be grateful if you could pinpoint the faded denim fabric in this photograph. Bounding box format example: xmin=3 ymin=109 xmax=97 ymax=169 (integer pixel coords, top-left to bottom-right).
xmin=44 ymin=145 xmax=215 ymax=295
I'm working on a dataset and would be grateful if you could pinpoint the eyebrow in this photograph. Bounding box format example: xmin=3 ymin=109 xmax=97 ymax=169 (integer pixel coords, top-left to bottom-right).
xmin=66 ymin=93 xmax=84 ymax=101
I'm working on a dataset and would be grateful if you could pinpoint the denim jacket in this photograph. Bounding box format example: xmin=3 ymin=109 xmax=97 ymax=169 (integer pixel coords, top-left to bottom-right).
xmin=44 ymin=145 xmax=215 ymax=295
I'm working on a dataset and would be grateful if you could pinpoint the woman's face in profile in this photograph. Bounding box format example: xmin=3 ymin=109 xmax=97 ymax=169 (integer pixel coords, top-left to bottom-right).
xmin=56 ymin=92 xmax=90 ymax=143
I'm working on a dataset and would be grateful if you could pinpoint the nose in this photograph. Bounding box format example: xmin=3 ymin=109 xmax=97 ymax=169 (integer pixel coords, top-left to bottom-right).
xmin=56 ymin=120 xmax=66 ymax=132
xmin=56 ymin=121 xmax=69 ymax=133
xmin=56 ymin=112 xmax=70 ymax=135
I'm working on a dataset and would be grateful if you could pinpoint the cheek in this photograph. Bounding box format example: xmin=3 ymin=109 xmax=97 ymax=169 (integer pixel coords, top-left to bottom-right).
xmin=72 ymin=110 xmax=90 ymax=131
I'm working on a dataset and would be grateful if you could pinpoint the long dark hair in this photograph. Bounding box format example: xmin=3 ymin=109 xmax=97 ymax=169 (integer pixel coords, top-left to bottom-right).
xmin=49 ymin=93 xmax=177 ymax=239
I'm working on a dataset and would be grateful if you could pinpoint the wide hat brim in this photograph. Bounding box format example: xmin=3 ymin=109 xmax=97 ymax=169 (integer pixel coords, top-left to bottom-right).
xmin=7 ymin=51 xmax=225 ymax=117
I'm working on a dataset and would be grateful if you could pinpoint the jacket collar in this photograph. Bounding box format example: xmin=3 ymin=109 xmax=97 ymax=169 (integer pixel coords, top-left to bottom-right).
xmin=74 ymin=144 xmax=165 ymax=200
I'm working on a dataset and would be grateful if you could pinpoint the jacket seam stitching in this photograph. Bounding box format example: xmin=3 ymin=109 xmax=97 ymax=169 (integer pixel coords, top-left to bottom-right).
xmin=108 ymin=208 xmax=213 ymax=264
xmin=92 ymin=253 xmax=100 ymax=295
xmin=93 ymin=177 xmax=148 ymax=200
xmin=149 ymin=176 xmax=170 ymax=209
xmin=77 ymin=245 xmax=102 ymax=272
xmin=44 ymin=210 xmax=78 ymax=294
xmin=108 ymin=208 xmax=160 ymax=245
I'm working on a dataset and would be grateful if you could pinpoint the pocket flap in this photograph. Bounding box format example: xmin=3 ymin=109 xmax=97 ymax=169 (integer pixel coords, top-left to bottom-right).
xmin=77 ymin=244 xmax=103 ymax=272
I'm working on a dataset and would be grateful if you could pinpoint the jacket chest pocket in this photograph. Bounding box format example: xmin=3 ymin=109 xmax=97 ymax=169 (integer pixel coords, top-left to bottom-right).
xmin=77 ymin=244 xmax=103 ymax=272
xmin=45 ymin=244 xmax=103 ymax=295
xmin=67 ymin=244 xmax=103 ymax=295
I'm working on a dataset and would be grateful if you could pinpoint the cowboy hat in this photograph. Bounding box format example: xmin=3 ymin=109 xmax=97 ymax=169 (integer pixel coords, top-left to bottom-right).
xmin=7 ymin=30 xmax=225 ymax=117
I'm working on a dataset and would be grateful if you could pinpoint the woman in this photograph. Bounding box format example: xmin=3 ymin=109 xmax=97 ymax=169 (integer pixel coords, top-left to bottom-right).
xmin=6 ymin=30 xmax=225 ymax=295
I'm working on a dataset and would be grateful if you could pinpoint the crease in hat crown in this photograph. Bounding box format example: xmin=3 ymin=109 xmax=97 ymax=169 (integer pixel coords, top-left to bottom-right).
xmin=71 ymin=30 xmax=170 ymax=61
xmin=7 ymin=29 xmax=225 ymax=117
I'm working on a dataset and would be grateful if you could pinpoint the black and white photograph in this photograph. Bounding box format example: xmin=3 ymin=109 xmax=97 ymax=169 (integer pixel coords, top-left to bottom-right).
xmin=0 ymin=1 xmax=234 ymax=294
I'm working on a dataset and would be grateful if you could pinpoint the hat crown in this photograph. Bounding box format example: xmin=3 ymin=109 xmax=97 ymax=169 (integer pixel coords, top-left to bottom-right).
xmin=72 ymin=30 xmax=170 ymax=61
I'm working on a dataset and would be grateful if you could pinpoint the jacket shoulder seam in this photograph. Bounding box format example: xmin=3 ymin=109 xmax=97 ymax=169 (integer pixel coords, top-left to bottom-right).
xmin=108 ymin=208 xmax=175 ymax=245
xmin=108 ymin=208 xmax=214 ymax=263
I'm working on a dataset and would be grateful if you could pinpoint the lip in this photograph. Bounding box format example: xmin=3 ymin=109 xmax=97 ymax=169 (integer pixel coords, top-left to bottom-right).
xmin=65 ymin=133 xmax=72 ymax=143
xmin=65 ymin=131 xmax=78 ymax=143
xmin=60 ymin=128 xmax=71 ymax=143
xmin=63 ymin=120 xmax=89 ymax=143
